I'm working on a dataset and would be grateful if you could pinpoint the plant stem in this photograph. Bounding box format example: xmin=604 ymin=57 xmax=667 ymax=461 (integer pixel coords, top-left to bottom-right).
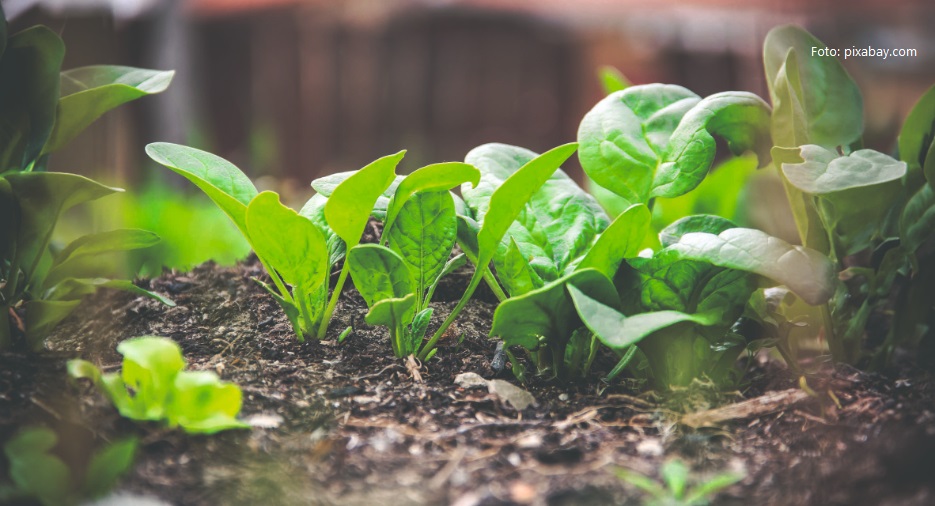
xmin=418 ymin=266 xmax=486 ymax=360
xmin=317 ymin=262 xmax=350 ymax=339
xmin=483 ymin=270 xmax=508 ymax=302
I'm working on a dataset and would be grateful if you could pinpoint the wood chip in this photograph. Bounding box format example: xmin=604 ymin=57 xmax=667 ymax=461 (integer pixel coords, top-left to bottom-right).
xmin=681 ymin=389 xmax=811 ymax=428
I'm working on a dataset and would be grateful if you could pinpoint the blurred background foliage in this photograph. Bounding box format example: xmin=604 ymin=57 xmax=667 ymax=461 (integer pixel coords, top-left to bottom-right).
xmin=5 ymin=0 xmax=933 ymax=274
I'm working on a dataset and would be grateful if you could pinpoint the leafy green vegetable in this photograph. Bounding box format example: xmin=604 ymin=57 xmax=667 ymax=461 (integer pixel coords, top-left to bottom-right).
xmin=1 ymin=427 xmax=136 ymax=506
xmin=598 ymin=65 xmax=631 ymax=95
xmin=148 ymin=144 xmax=403 ymax=340
xmin=418 ymin=143 xmax=578 ymax=360
xmin=615 ymin=459 xmax=744 ymax=506
xmin=0 ymin=14 xmax=173 ymax=349
xmin=68 ymin=336 xmax=249 ymax=434
xmin=578 ymin=85 xmax=771 ymax=206
xmin=489 ymin=269 xmax=619 ymax=379
xmin=897 ymin=84 xmax=935 ymax=182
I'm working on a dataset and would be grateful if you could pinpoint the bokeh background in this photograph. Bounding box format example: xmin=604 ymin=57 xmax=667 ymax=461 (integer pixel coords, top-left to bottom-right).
xmin=5 ymin=0 xmax=934 ymax=272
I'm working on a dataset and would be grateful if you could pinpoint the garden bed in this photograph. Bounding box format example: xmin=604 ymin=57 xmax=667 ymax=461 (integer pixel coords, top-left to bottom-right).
xmin=3 ymin=258 xmax=934 ymax=506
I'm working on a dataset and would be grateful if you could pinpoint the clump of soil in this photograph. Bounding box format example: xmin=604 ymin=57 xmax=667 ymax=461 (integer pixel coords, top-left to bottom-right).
xmin=2 ymin=259 xmax=934 ymax=506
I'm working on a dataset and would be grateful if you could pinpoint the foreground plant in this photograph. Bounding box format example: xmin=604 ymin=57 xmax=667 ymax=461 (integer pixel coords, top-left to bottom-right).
xmin=68 ymin=336 xmax=249 ymax=434
xmin=616 ymin=459 xmax=744 ymax=506
xmin=0 ymin=427 xmax=136 ymax=506
xmin=0 ymin=7 xmax=175 ymax=350
xmin=146 ymin=143 xmax=403 ymax=340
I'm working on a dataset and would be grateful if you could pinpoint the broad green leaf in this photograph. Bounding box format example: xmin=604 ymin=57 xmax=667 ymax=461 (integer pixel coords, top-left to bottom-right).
xmin=325 ymin=151 xmax=404 ymax=247
xmin=498 ymin=237 xmax=545 ymax=297
xmin=46 ymin=278 xmax=175 ymax=307
xmin=455 ymin=215 xmax=480 ymax=262
xmin=464 ymin=143 xmax=604 ymax=282
xmin=576 ymin=203 xmax=650 ymax=278
xmin=312 ymin=172 xmax=404 ymax=220
xmin=579 ymin=86 xmax=770 ymax=203
xmin=598 ymin=65 xmax=631 ymax=95
xmin=347 ymin=244 xmax=413 ymax=307
xmin=659 ymin=214 xmax=737 ymax=248
xmin=3 ymin=171 xmax=120 ymax=278
xmin=383 ymin=162 xmax=480 ymax=234
xmin=0 ymin=26 xmax=64 ymax=170
xmin=299 ymin=193 xmax=345 ymax=266
xmin=763 ymin=25 xmax=863 ymax=149
xmin=782 ymin=145 xmax=906 ymax=194
xmin=67 ymin=358 xmax=103 ymax=385
xmin=900 ymin=184 xmax=935 ymax=254
xmin=145 ymin=143 xmax=258 ymax=234
xmin=246 ymin=191 xmax=328 ymax=291
xmin=169 ymin=371 xmax=249 ymax=434
xmin=897 ymin=84 xmax=935 ymax=183
xmin=489 ymin=268 xmax=619 ymax=350
xmin=23 ymin=299 xmax=81 ymax=350
xmin=782 ymin=145 xmax=906 ymax=254
xmin=668 ymin=227 xmax=835 ymax=305
xmin=114 ymin=336 xmax=186 ymax=420
xmin=569 ymin=285 xmax=719 ymax=350
xmin=83 ymin=438 xmax=137 ymax=499
xmin=578 ymin=84 xmax=701 ymax=204
xmin=45 ymin=66 xmax=174 ymax=154
xmin=4 ymin=428 xmax=70 ymax=506
xmin=386 ymin=190 xmax=457 ymax=300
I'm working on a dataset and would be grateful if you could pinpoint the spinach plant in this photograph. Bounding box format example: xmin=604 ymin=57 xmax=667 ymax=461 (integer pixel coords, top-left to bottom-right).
xmin=615 ymin=459 xmax=744 ymax=506
xmin=459 ymin=142 xmax=650 ymax=378
xmin=763 ymin=26 xmax=935 ymax=365
xmin=345 ymin=162 xmax=480 ymax=358
xmin=0 ymin=8 xmax=175 ymax=350
xmin=146 ymin=143 xmax=402 ymax=340
xmin=68 ymin=336 xmax=249 ymax=434
xmin=519 ymin=216 xmax=835 ymax=389
xmin=0 ymin=427 xmax=136 ymax=506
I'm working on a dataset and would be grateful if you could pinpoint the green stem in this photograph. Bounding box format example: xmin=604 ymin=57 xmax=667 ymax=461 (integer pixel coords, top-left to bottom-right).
xmin=317 ymin=262 xmax=350 ymax=339
xmin=418 ymin=266 xmax=486 ymax=361
xmin=483 ymin=269 xmax=508 ymax=302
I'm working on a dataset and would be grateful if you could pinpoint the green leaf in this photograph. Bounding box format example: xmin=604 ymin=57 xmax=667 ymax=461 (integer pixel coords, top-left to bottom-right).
xmin=246 ymin=191 xmax=329 ymax=293
xmin=424 ymin=253 xmax=466 ymax=305
xmin=82 ymin=438 xmax=137 ymax=499
xmin=169 ymin=371 xmax=249 ymax=434
xmin=490 ymin=269 xmax=619 ymax=351
xmin=900 ymin=184 xmax=935 ymax=254
xmin=782 ymin=145 xmax=906 ymax=194
xmin=898 ymin=84 xmax=935 ymax=179
xmin=576 ymin=203 xmax=650 ymax=278
xmin=464 ymin=143 xmax=605 ymax=282
xmin=299 ymin=193 xmax=345 ymax=266
xmin=23 ymin=299 xmax=81 ymax=350
xmin=67 ymin=358 xmax=103 ymax=385
xmin=45 ymin=66 xmax=174 ymax=154
xmin=145 ymin=143 xmax=258 ymax=235
xmin=659 ymin=214 xmax=738 ymax=248
xmin=569 ymin=285 xmax=719 ymax=351
xmin=598 ymin=65 xmax=631 ymax=95
xmin=498 ymin=237 xmax=545 ymax=297
xmin=112 ymin=336 xmax=186 ymax=421
xmin=763 ymin=25 xmax=863 ymax=149
xmin=4 ymin=428 xmax=71 ymax=506
xmin=579 ymin=85 xmax=770 ymax=204
xmin=365 ymin=293 xmax=418 ymax=356
xmin=383 ymin=162 xmax=480 ymax=234
xmin=667 ymin=227 xmax=835 ymax=305
xmin=46 ymin=278 xmax=175 ymax=307
xmin=325 ymin=151 xmax=404 ymax=246
xmin=347 ymin=244 xmax=413 ymax=307
xmin=661 ymin=460 xmax=690 ymax=499
xmin=386 ymin=190 xmax=457 ymax=302
xmin=0 ymin=26 xmax=64 ymax=170
xmin=311 ymin=172 xmax=404 ymax=221
xmin=684 ymin=472 xmax=745 ymax=504
xmin=782 ymin=145 xmax=906 ymax=254
xmin=3 ymin=171 xmax=121 ymax=280
xmin=54 ymin=229 xmax=160 ymax=265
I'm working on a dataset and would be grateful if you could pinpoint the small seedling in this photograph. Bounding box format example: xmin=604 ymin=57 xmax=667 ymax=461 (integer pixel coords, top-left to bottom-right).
xmin=616 ymin=459 xmax=744 ymax=506
xmin=68 ymin=336 xmax=249 ymax=434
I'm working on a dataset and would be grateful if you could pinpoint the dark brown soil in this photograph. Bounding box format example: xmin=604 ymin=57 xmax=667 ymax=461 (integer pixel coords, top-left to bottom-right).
xmin=2 ymin=258 xmax=934 ymax=506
